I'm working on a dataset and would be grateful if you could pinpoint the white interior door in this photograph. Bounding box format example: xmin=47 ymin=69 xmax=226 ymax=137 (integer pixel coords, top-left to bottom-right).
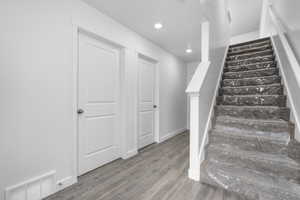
xmin=78 ymin=32 xmax=121 ymax=175
xmin=138 ymin=57 xmax=156 ymax=149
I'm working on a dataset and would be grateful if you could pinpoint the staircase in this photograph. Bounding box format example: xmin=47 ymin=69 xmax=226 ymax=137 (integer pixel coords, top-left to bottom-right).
xmin=201 ymin=38 xmax=300 ymax=200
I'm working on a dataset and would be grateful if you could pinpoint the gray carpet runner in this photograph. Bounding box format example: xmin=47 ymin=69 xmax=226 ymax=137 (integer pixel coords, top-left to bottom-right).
xmin=200 ymin=37 xmax=300 ymax=200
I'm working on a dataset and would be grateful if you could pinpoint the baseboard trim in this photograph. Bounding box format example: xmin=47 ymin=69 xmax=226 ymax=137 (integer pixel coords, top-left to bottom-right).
xmin=188 ymin=168 xmax=200 ymax=181
xmin=159 ymin=128 xmax=187 ymax=143
xmin=122 ymin=149 xmax=138 ymax=159
xmin=56 ymin=176 xmax=77 ymax=193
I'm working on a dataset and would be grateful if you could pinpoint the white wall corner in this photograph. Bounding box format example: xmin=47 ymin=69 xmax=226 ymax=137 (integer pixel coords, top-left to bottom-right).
xmin=159 ymin=128 xmax=187 ymax=143
xmin=201 ymin=21 xmax=210 ymax=62
xmin=259 ymin=0 xmax=273 ymax=38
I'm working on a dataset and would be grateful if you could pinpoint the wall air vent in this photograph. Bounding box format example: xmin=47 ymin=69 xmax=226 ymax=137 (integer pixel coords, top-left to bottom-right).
xmin=5 ymin=171 xmax=56 ymax=200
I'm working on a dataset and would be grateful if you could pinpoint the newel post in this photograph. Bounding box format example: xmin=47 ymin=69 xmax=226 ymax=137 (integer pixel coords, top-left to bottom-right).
xmin=188 ymin=93 xmax=201 ymax=180
xmin=186 ymin=21 xmax=210 ymax=181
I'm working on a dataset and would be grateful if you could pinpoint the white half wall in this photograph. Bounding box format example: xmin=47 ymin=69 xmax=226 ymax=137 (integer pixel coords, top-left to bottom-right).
xmin=230 ymin=30 xmax=260 ymax=45
xmin=0 ymin=0 xmax=187 ymax=199
xmin=186 ymin=62 xmax=200 ymax=129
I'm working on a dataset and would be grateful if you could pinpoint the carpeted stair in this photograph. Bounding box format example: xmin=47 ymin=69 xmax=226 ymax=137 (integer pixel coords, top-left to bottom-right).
xmin=200 ymin=38 xmax=300 ymax=200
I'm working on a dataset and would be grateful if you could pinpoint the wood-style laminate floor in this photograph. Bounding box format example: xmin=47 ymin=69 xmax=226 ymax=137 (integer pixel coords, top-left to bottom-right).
xmin=45 ymin=132 xmax=239 ymax=200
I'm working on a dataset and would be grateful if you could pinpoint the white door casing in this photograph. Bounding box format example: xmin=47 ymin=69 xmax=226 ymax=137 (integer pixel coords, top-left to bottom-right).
xmin=78 ymin=32 xmax=121 ymax=175
xmin=138 ymin=56 xmax=156 ymax=149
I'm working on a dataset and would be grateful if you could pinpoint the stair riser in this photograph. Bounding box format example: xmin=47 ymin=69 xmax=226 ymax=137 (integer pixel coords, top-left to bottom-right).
xmin=215 ymin=121 xmax=290 ymax=134
xmin=209 ymin=135 xmax=288 ymax=155
xmin=229 ymin=41 xmax=271 ymax=52
xmin=226 ymin=56 xmax=275 ymax=67
xmin=228 ymin=45 xmax=272 ymax=56
xmin=220 ymin=85 xmax=283 ymax=96
xmin=227 ymin=50 xmax=273 ymax=61
xmin=207 ymin=151 xmax=300 ymax=182
xmin=215 ymin=106 xmax=290 ymax=121
xmin=222 ymin=76 xmax=281 ymax=87
xmin=217 ymin=95 xmax=286 ymax=107
xmin=223 ymin=68 xmax=278 ymax=79
xmin=224 ymin=63 xmax=276 ymax=73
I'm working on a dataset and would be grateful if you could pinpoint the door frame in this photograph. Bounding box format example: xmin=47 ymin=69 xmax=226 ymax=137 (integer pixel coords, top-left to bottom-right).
xmin=72 ymin=25 xmax=126 ymax=179
xmin=136 ymin=53 xmax=160 ymax=149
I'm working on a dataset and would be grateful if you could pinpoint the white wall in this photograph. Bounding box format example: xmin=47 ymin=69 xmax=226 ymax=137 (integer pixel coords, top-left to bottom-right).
xmin=271 ymin=0 xmax=300 ymax=63
xmin=0 ymin=0 xmax=187 ymax=199
xmin=230 ymin=30 xmax=260 ymax=45
xmin=269 ymin=0 xmax=300 ymax=141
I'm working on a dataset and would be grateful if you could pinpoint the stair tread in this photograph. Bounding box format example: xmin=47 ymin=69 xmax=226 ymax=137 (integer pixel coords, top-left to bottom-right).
xmin=229 ymin=38 xmax=271 ymax=48
xmin=223 ymin=74 xmax=279 ymax=81
xmin=207 ymin=144 xmax=299 ymax=168
xmin=226 ymin=55 xmax=274 ymax=64
xmin=221 ymin=83 xmax=281 ymax=89
xmin=223 ymin=67 xmax=277 ymax=75
xmin=216 ymin=115 xmax=289 ymax=126
xmin=201 ymin=161 xmax=300 ymax=200
xmin=220 ymin=94 xmax=284 ymax=97
xmin=227 ymin=49 xmax=273 ymax=58
xmin=217 ymin=105 xmax=284 ymax=109
xmin=211 ymin=126 xmax=290 ymax=144
xmin=226 ymin=60 xmax=275 ymax=68
xmin=228 ymin=45 xmax=272 ymax=55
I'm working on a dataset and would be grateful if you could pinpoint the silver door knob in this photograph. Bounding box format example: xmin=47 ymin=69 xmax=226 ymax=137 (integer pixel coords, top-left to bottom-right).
xmin=77 ymin=109 xmax=84 ymax=114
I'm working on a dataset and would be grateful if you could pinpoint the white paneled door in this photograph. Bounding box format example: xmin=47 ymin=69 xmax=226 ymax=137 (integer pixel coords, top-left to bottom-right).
xmin=138 ymin=57 xmax=156 ymax=149
xmin=78 ymin=32 xmax=121 ymax=175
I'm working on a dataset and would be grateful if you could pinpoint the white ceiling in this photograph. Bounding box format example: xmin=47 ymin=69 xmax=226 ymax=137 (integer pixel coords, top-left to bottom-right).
xmin=82 ymin=0 xmax=231 ymax=62
xmin=228 ymin=0 xmax=263 ymax=36
xmin=82 ymin=0 xmax=209 ymax=62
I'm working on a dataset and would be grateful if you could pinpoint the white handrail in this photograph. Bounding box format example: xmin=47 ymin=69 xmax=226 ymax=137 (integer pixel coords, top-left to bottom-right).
xmin=186 ymin=61 xmax=211 ymax=94
xmin=269 ymin=6 xmax=300 ymax=88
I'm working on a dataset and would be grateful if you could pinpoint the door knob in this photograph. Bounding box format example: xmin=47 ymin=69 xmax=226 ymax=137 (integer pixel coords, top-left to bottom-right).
xmin=77 ymin=109 xmax=84 ymax=114
xmin=153 ymin=105 xmax=157 ymax=108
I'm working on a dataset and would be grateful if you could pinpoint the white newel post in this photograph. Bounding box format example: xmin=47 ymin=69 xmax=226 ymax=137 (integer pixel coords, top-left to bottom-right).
xmin=187 ymin=21 xmax=210 ymax=181
xmin=188 ymin=93 xmax=201 ymax=181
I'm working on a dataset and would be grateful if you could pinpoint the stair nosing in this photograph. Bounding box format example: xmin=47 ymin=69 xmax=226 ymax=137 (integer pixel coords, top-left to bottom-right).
xmin=221 ymin=83 xmax=282 ymax=89
xmin=227 ymin=49 xmax=273 ymax=59
xmin=221 ymin=83 xmax=282 ymax=88
xmin=207 ymin=144 xmax=299 ymax=167
xmin=219 ymin=94 xmax=285 ymax=98
xmin=226 ymin=61 xmax=276 ymax=70
xmin=216 ymin=115 xmax=289 ymax=125
xmin=223 ymin=67 xmax=277 ymax=75
xmin=211 ymin=127 xmax=290 ymax=144
xmin=217 ymin=105 xmax=286 ymax=109
xmin=228 ymin=45 xmax=272 ymax=56
xmin=226 ymin=55 xmax=274 ymax=64
xmin=229 ymin=38 xmax=271 ymax=48
xmin=222 ymin=74 xmax=279 ymax=82
xmin=202 ymin=161 xmax=300 ymax=196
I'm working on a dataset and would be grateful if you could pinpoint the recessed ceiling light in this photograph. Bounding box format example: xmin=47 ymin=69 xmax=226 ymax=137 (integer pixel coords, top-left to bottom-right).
xmin=186 ymin=48 xmax=193 ymax=53
xmin=154 ymin=23 xmax=163 ymax=30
